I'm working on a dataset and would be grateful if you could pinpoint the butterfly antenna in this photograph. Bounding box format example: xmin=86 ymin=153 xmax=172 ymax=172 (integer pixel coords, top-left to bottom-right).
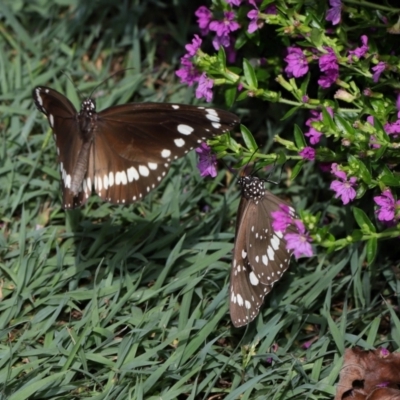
xmin=89 ymin=67 xmax=135 ymax=99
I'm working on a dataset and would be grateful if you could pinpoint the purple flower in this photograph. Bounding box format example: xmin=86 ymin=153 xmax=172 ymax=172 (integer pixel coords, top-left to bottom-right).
xmin=247 ymin=9 xmax=261 ymax=33
xmin=185 ymin=35 xmax=202 ymax=57
xmin=305 ymin=127 xmax=323 ymax=145
xmin=318 ymin=47 xmax=339 ymax=88
xmin=374 ymin=189 xmax=400 ymax=223
xmin=330 ymin=164 xmax=357 ymax=205
xmin=266 ymin=4 xmax=277 ymax=14
xmin=379 ymin=347 xmax=390 ymax=358
xmin=195 ymin=73 xmax=214 ymax=102
xmin=227 ymin=0 xmax=242 ymax=5
xmin=372 ymin=62 xmax=386 ymax=83
xmin=348 ymin=35 xmax=369 ymax=60
xmin=271 ymin=204 xmax=294 ymax=232
xmin=302 ymin=340 xmax=313 ymax=349
xmin=284 ymin=47 xmax=309 ymax=78
xmin=304 ymin=108 xmax=333 ymax=145
xmin=326 ymin=0 xmax=341 ymax=25
xmin=209 ymin=11 xmax=240 ymax=50
xmin=176 ymin=58 xmax=201 ymax=86
xmin=285 ymin=220 xmax=313 ymax=259
xmin=195 ymin=6 xmax=213 ymax=35
xmin=195 ymin=143 xmax=217 ymax=177
xmin=385 ymin=120 xmax=400 ymax=136
xmin=299 ymin=147 xmax=316 ymax=160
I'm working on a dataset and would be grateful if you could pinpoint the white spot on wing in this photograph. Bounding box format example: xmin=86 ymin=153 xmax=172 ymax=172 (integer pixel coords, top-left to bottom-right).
xmin=161 ymin=149 xmax=171 ymax=158
xmin=48 ymin=114 xmax=54 ymax=127
xmin=174 ymin=138 xmax=185 ymax=147
xmin=172 ymin=105 xmax=179 ymax=109
xmin=249 ymin=272 xmax=259 ymax=286
xmin=127 ymin=166 xmax=139 ymax=182
xmin=65 ymin=174 xmax=71 ymax=188
xmin=148 ymin=163 xmax=157 ymax=170
xmin=108 ymin=172 xmax=114 ymax=187
xmin=139 ymin=165 xmax=150 ymax=177
xmin=177 ymin=124 xmax=194 ymax=135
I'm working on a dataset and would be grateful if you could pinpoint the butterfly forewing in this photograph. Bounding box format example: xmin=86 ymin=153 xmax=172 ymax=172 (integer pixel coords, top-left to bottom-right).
xmin=33 ymin=87 xmax=90 ymax=208
xmin=230 ymin=176 xmax=297 ymax=328
xmin=32 ymin=86 xmax=239 ymax=208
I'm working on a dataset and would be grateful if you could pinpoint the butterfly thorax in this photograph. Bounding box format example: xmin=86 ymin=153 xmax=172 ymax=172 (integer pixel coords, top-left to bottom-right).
xmin=239 ymin=176 xmax=265 ymax=201
xmin=78 ymin=99 xmax=97 ymax=140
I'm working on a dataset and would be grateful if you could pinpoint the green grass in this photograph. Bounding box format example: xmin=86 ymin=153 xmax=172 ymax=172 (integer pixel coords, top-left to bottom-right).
xmin=0 ymin=1 xmax=398 ymax=399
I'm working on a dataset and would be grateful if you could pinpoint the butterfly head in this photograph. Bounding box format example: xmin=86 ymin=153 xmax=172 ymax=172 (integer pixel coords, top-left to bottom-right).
xmin=80 ymin=98 xmax=96 ymax=115
xmin=239 ymin=175 xmax=265 ymax=201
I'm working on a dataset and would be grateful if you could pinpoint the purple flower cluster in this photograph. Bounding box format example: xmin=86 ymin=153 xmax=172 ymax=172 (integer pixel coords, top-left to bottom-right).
xmin=271 ymin=205 xmax=313 ymax=259
xmin=330 ymin=163 xmax=357 ymax=205
xmin=374 ymin=189 xmax=400 ymax=224
xmin=348 ymin=35 xmax=369 ymax=60
xmin=304 ymin=107 xmax=333 ymax=145
xmin=318 ymin=47 xmax=339 ymax=88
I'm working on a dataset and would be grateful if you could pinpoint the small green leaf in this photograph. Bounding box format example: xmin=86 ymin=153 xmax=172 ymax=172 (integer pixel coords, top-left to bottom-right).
xmin=335 ymin=115 xmax=354 ymax=137
xmin=293 ymin=125 xmax=307 ymax=149
xmin=349 ymin=155 xmax=372 ymax=184
xmin=225 ymin=86 xmax=237 ymax=108
xmin=243 ymin=58 xmax=258 ymax=89
xmin=353 ymin=207 xmax=376 ymax=233
xmin=291 ymin=160 xmax=305 ymax=180
xmin=217 ymin=47 xmax=226 ymax=67
xmin=236 ymin=90 xmax=249 ymax=102
xmin=366 ymin=237 xmax=377 ymax=264
xmin=380 ymin=167 xmax=400 ymax=186
xmin=281 ymin=106 xmax=301 ymax=121
xmin=310 ymin=27 xmax=323 ymax=47
xmin=240 ymin=125 xmax=258 ymax=153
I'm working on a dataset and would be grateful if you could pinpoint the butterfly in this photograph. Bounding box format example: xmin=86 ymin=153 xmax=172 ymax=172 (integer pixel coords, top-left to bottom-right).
xmin=230 ymin=174 xmax=297 ymax=327
xmin=32 ymin=86 xmax=239 ymax=209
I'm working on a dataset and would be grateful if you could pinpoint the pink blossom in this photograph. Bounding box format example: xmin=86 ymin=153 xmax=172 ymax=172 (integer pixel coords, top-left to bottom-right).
xmin=299 ymin=147 xmax=316 ymax=160
xmin=284 ymin=47 xmax=309 ymax=78
xmin=372 ymin=62 xmax=386 ymax=83
xmin=195 ymin=143 xmax=217 ymax=177
xmin=285 ymin=220 xmax=313 ymax=259
xmin=195 ymin=73 xmax=214 ymax=102
xmin=326 ymin=0 xmax=341 ymax=25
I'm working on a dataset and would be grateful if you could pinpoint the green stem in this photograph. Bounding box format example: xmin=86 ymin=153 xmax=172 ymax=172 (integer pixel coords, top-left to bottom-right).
xmin=344 ymin=0 xmax=400 ymax=13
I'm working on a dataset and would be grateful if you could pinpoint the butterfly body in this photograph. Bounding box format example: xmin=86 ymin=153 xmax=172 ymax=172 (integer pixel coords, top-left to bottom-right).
xmin=33 ymin=86 xmax=238 ymax=208
xmin=230 ymin=175 xmax=297 ymax=327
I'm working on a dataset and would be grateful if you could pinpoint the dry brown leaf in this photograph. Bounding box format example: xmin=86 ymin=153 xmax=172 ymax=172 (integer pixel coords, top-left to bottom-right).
xmin=335 ymin=347 xmax=400 ymax=400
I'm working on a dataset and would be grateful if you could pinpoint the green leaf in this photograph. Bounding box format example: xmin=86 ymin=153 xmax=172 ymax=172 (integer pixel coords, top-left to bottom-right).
xmin=243 ymin=58 xmax=258 ymax=89
xmin=380 ymin=167 xmax=400 ymax=186
xmin=335 ymin=115 xmax=354 ymax=137
xmin=240 ymin=124 xmax=258 ymax=153
xmin=217 ymin=47 xmax=226 ymax=68
xmin=310 ymin=27 xmax=323 ymax=47
xmin=236 ymin=90 xmax=249 ymax=102
xmin=353 ymin=207 xmax=376 ymax=233
xmin=366 ymin=237 xmax=377 ymax=264
xmin=349 ymin=155 xmax=372 ymax=184
xmin=281 ymin=106 xmax=301 ymax=121
xmin=225 ymin=86 xmax=237 ymax=108
xmin=293 ymin=125 xmax=307 ymax=149
xmin=291 ymin=160 xmax=305 ymax=180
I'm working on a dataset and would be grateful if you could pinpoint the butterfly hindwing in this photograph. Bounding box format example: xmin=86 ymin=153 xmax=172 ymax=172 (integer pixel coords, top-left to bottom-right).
xmin=230 ymin=176 xmax=297 ymax=328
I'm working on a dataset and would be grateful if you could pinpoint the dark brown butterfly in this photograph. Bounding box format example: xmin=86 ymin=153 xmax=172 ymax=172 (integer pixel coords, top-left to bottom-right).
xmin=32 ymin=86 xmax=239 ymax=208
xmin=230 ymin=175 xmax=297 ymax=327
